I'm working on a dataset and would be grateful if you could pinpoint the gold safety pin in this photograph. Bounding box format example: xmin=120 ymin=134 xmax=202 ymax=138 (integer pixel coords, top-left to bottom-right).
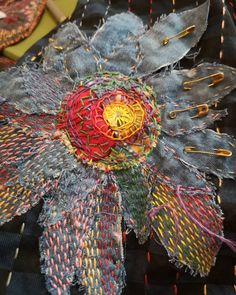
xmin=162 ymin=25 xmax=195 ymax=46
xmin=184 ymin=146 xmax=232 ymax=157
xmin=168 ymin=104 xmax=209 ymax=119
xmin=183 ymin=72 xmax=224 ymax=90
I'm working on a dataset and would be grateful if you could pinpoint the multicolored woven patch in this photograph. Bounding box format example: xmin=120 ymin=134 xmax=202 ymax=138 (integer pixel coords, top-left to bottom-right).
xmin=150 ymin=183 xmax=223 ymax=275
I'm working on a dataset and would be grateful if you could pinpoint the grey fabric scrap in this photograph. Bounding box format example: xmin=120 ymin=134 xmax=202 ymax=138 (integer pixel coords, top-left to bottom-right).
xmin=101 ymin=39 xmax=139 ymax=76
xmin=64 ymin=45 xmax=99 ymax=79
xmin=0 ymin=66 xmax=72 ymax=115
xmin=160 ymin=102 xmax=228 ymax=136
xmin=43 ymin=22 xmax=88 ymax=72
xmin=146 ymin=135 xmax=213 ymax=190
xmin=137 ymin=1 xmax=209 ymax=75
xmin=91 ymin=12 xmax=145 ymax=57
xmin=164 ymin=129 xmax=236 ymax=179
xmin=147 ymin=63 xmax=236 ymax=105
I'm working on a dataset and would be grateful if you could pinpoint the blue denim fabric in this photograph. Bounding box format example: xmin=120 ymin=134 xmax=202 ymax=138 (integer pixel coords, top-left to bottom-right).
xmin=137 ymin=1 xmax=209 ymax=75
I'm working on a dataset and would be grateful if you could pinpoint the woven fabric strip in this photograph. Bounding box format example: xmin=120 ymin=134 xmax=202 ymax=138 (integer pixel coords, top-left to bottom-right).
xmin=115 ymin=167 xmax=150 ymax=244
xmin=80 ymin=175 xmax=125 ymax=295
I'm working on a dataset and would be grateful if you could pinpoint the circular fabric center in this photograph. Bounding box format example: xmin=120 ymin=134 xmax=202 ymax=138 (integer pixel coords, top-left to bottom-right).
xmin=96 ymin=92 xmax=145 ymax=141
xmin=57 ymin=73 xmax=161 ymax=170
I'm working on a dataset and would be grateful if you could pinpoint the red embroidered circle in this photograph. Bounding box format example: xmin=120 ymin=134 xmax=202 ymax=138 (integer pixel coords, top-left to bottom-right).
xmin=57 ymin=73 xmax=161 ymax=170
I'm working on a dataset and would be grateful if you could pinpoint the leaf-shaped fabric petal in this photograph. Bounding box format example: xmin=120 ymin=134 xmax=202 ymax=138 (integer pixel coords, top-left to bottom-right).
xmin=147 ymin=136 xmax=211 ymax=189
xmin=115 ymin=166 xmax=150 ymax=244
xmin=80 ymin=175 xmax=125 ymax=295
xmin=137 ymin=1 xmax=209 ymax=75
xmin=147 ymin=63 xmax=236 ymax=105
xmin=149 ymin=182 xmax=223 ymax=276
xmin=0 ymin=110 xmax=81 ymax=225
xmin=91 ymin=12 xmax=144 ymax=57
xmin=0 ymin=66 xmax=72 ymax=114
xmin=0 ymin=123 xmax=49 ymax=224
xmin=164 ymin=129 xmax=236 ymax=179
xmin=160 ymin=102 xmax=227 ymax=136
xmin=40 ymin=195 xmax=97 ymax=295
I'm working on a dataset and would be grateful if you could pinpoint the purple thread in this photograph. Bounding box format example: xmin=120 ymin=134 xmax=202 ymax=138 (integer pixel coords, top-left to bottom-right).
xmin=176 ymin=185 xmax=236 ymax=252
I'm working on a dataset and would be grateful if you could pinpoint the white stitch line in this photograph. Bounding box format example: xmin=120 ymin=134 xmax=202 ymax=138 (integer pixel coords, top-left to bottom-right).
xmin=6 ymin=222 xmax=26 ymax=288
xmin=79 ymin=0 xmax=90 ymax=28
xmin=219 ymin=0 xmax=226 ymax=60
xmin=102 ymin=0 xmax=111 ymax=24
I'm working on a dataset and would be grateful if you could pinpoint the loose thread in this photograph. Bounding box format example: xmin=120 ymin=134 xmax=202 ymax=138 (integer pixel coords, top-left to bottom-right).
xmin=176 ymin=186 xmax=236 ymax=252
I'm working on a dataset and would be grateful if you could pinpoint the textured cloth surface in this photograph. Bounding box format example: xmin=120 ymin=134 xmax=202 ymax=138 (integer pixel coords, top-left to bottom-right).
xmin=0 ymin=0 xmax=236 ymax=295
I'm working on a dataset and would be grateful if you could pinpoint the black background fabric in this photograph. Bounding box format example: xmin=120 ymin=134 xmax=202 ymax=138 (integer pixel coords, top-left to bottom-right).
xmin=1 ymin=0 xmax=236 ymax=294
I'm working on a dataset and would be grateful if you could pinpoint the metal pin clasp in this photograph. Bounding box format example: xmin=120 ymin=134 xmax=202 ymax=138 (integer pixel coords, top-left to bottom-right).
xmin=184 ymin=146 xmax=232 ymax=157
xmin=168 ymin=104 xmax=209 ymax=119
xmin=162 ymin=25 xmax=195 ymax=46
xmin=183 ymin=72 xmax=224 ymax=90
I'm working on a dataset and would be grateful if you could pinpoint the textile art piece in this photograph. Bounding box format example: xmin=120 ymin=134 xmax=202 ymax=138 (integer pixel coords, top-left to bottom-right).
xmin=0 ymin=1 xmax=236 ymax=294
xmin=0 ymin=0 xmax=46 ymax=50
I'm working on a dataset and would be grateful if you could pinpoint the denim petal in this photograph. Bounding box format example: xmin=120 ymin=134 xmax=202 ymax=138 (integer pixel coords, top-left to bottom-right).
xmin=147 ymin=63 xmax=236 ymax=105
xmin=137 ymin=1 xmax=209 ymax=75
xmin=91 ymin=12 xmax=145 ymax=57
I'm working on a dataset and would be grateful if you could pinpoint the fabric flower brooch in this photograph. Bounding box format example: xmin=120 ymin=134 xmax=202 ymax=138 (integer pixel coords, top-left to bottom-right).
xmin=0 ymin=1 xmax=236 ymax=294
